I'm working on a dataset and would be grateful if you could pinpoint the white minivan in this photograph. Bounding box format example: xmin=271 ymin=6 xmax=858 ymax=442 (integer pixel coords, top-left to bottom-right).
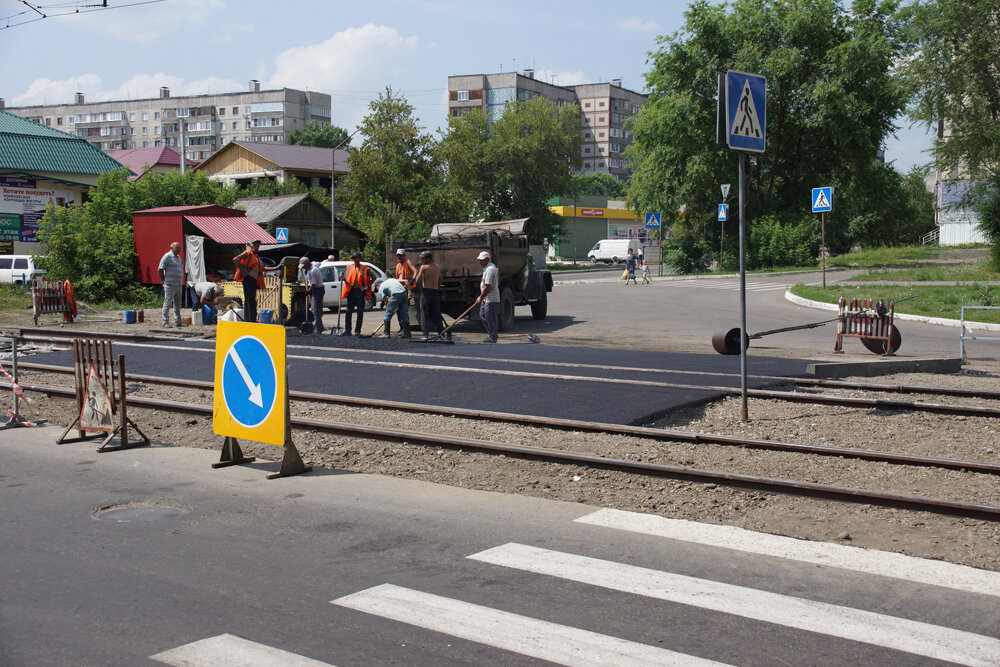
xmin=0 ymin=255 xmax=46 ymax=285
xmin=587 ymin=239 xmax=641 ymax=264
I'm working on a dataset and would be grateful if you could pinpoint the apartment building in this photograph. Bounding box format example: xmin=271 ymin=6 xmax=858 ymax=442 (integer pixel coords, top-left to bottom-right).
xmin=1 ymin=81 xmax=331 ymax=163
xmin=447 ymin=71 xmax=647 ymax=182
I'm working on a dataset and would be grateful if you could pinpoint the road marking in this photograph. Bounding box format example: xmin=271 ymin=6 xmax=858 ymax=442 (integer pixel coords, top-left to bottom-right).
xmin=151 ymin=634 xmax=333 ymax=666
xmin=575 ymin=508 xmax=1000 ymax=598
xmin=332 ymin=583 xmax=728 ymax=666
xmin=469 ymin=543 xmax=1000 ymax=666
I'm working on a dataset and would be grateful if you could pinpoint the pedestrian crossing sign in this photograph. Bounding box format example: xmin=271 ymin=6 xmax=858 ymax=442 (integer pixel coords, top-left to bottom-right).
xmin=718 ymin=204 xmax=728 ymax=221
xmin=726 ymin=71 xmax=766 ymax=153
xmin=644 ymin=213 xmax=661 ymax=228
xmin=275 ymin=227 xmax=289 ymax=243
xmin=812 ymin=187 xmax=833 ymax=213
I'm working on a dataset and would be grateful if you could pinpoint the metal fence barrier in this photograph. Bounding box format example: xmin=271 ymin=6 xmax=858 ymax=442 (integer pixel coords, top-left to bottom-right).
xmin=960 ymin=306 xmax=1000 ymax=362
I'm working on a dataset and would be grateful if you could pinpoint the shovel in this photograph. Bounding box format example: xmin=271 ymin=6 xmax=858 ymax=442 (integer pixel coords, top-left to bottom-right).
xmin=360 ymin=320 xmax=386 ymax=339
xmin=415 ymin=299 xmax=481 ymax=344
xmin=498 ymin=333 xmax=541 ymax=343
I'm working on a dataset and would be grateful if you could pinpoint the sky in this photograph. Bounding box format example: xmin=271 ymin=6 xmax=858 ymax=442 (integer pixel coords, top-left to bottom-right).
xmin=1 ymin=0 xmax=932 ymax=171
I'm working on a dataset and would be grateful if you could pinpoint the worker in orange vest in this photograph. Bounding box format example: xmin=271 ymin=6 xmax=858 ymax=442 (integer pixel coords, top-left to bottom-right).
xmin=233 ymin=240 xmax=278 ymax=323
xmin=340 ymin=252 xmax=374 ymax=336
xmin=394 ymin=247 xmax=416 ymax=290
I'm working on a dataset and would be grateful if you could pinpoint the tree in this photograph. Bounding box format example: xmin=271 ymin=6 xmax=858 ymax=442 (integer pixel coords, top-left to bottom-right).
xmin=901 ymin=0 xmax=1000 ymax=266
xmin=572 ymin=172 xmax=627 ymax=199
xmin=438 ymin=98 xmax=582 ymax=242
xmin=287 ymin=122 xmax=352 ymax=149
xmin=340 ymin=88 xmax=465 ymax=257
xmin=626 ymin=0 xmax=910 ymax=270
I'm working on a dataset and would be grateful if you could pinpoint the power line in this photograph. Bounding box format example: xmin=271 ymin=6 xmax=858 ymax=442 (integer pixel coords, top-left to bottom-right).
xmin=3 ymin=0 xmax=164 ymax=30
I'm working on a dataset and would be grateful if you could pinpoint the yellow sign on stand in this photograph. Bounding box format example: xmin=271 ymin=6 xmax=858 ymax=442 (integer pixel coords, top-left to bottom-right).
xmin=213 ymin=321 xmax=286 ymax=447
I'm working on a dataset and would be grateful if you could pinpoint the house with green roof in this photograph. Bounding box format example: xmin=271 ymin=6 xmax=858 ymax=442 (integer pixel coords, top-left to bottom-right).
xmin=0 ymin=109 xmax=123 ymax=254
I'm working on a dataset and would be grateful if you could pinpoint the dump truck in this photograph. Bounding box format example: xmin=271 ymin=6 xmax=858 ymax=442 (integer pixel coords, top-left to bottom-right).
xmin=387 ymin=218 xmax=552 ymax=331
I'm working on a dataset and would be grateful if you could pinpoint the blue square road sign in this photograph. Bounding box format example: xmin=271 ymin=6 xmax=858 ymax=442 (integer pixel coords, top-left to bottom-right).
xmin=811 ymin=187 xmax=833 ymax=213
xmin=718 ymin=204 xmax=728 ymax=222
xmin=726 ymin=71 xmax=767 ymax=153
xmin=644 ymin=213 xmax=661 ymax=229
xmin=275 ymin=227 xmax=289 ymax=243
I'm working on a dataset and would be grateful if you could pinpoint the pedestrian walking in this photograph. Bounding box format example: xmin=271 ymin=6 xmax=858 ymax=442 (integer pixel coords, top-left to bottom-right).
xmin=158 ymin=241 xmax=184 ymax=328
xmin=412 ymin=250 xmax=446 ymax=340
xmin=340 ymin=252 xmax=374 ymax=336
xmin=477 ymin=250 xmax=500 ymax=343
xmin=641 ymin=260 xmax=650 ymax=285
xmin=376 ymin=278 xmax=411 ymax=338
xmin=625 ymin=248 xmax=638 ymax=285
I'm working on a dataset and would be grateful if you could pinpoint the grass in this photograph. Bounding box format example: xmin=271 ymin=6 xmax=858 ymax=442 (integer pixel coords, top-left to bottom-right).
xmin=848 ymin=261 xmax=1000 ymax=283
xmin=0 ymin=285 xmax=32 ymax=313
xmin=791 ymin=283 xmax=1000 ymax=323
xmin=825 ymin=246 xmax=941 ymax=267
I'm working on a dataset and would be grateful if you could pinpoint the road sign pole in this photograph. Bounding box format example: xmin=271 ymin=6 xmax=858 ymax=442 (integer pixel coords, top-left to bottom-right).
xmin=821 ymin=212 xmax=826 ymax=288
xmin=266 ymin=369 xmax=312 ymax=480
xmin=738 ymin=152 xmax=748 ymax=421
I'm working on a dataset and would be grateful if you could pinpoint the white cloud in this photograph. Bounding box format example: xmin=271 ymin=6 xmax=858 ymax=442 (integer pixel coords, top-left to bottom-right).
xmin=534 ymin=68 xmax=588 ymax=87
xmin=12 ymin=72 xmax=244 ymax=106
xmin=617 ymin=17 xmax=661 ymax=33
xmin=52 ymin=0 xmax=225 ymax=43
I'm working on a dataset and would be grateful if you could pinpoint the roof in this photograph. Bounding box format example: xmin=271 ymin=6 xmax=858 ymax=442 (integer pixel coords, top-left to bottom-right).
xmin=184 ymin=215 xmax=278 ymax=244
xmin=134 ymin=204 xmax=236 ymax=215
xmin=234 ymin=193 xmax=311 ymax=223
xmin=109 ymin=146 xmax=198 ymax=180
xmin=0 ymin=109 xmax=125 ymax=175
xmin=229 ymin=141 xmax=349 ymax=172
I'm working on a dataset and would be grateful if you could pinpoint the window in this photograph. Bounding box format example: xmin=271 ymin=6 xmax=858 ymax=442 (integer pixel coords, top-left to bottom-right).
xmin=250 ymin=102 xmax=283 ymax=113
xmin=154 ymin=111 xmax=160 ymax=120
xmin=130 ymin=142 xmax=136 ymax=149
xmin=129 ymin=113 xmax=136 ymax=122
xmin=155 ymin=126 xmax=160 ymax=135
xmin=584 ymin=102 xmax=591 ymax=109
xmin=142 ymin=127 xmax=148 ymax=135
xmin=130 ymin=128 xmax=135 ymax=135
xmin=219 ymin=107 xmax=225 ymax=116
xmin=45 ymin=118 xmax=51 ymax=126
xmin=599 ymin=101 xmax=605 ymax=108
xmin=142 ymin=141 xmax=148 ymax=148
xmin=598 ymin=132 xmax=605 ymax=138
xmin=100 ymin=127 xmax=110 ymax=136
xmin=599 ymin=116 xmax=605 ymax=123
xmin=457 ymin=90 xmax=469 ymax=101
xmin=245 ymin=121 xmax=251 ymax=129
xmin=177 ymin=108 xmax=190 ymax=117
xmin=584 ymin=146 xmax=592 ymax=154
xmin=0 ymin=258 xmax=11 ymax=269
xmin=232 ymin=121 xmax=238 ymax=130
xmin=14 ymin=258 xmax=27 ymax=270
xmin=232 ymin=106 xmax=239 ymax=115
xmin=142 ymin=112 xmax=148 ymax=121
xmin=598 ymin=161 xmax=605 ymax=167
xmin=69 ymin=117 xmax=74 ymax=124
xmin=584 ymin=132 xmax=591 ymax=139
xmin=244 ymin=106 xmax=251 ymax=114
xmin=57 ymin=117 xmax=63 ymax=125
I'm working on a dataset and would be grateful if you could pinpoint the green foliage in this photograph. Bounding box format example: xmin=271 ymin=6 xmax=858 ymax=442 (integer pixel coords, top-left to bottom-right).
xmin=341 ymin=88 xmax=467 ymax=249
xmin=974 ymin=179 xmax=1000 ymax=270
xmin=571 ymin=172 xmax=626 ymax=199
xmin=790 ymin=282 xmax=1000 ymax=323
xmin=286 ymin=122 xmax=352 ymax=149
xmin=439 ymin=98 xmax=582 ymax=242
xmin=662 ymin=218 xmax=714 ymax=273
xmin=0 ymin=285 xmax=32 ymax=311
xmin=747 ymin=215 xmax=819 ymax=269
xmin=626 ymin=0 xmax=912 ymax=267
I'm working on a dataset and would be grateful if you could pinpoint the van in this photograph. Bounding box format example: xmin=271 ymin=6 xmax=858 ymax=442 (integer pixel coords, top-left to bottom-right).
xmin=0 ymin=255 xmax=46 ymax=285
xmin=587 ymin=239 xmax=641 ymax=265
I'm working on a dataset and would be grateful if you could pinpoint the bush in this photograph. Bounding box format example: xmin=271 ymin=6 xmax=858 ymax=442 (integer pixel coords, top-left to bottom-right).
xmin=974 ymin=178 xmax=1000 ymax=270
xmin=747 ymin=216 xmax=819 ymax=269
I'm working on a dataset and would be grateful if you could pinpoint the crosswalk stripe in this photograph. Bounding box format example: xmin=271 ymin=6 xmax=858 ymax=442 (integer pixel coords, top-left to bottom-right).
xmin=150 ymin=634 xmax=333 ymax=666
xmin=469 ymin=543 xmax=1000 ymax=666
xmin=332 ymin=583 xmax=728 ymax=666
xmin=575 ymin=508 xmax=1000 ymax=598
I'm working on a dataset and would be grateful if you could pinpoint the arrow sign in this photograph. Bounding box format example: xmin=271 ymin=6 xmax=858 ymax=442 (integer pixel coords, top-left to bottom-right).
xmin=721 ymin=184 xmax=730 ymax=200
xmin=228 ymin=345 xmax=263 ymax=408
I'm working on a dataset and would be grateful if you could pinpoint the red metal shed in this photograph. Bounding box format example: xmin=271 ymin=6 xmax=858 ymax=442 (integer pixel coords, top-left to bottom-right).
xmin=133 ymin=205 xmax=278 ymax=283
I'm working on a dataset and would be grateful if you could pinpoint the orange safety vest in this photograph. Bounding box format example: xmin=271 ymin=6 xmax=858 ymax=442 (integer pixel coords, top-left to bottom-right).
xmin=235 ymin=249 xmax=265 ymax=288
xmin=341 ymin=263 xmax=373 ymax=300
xmin=395 ymin=259 xmax=415 ymax=286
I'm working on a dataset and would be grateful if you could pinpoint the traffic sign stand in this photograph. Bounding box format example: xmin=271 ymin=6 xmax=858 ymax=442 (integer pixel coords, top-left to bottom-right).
xmin=212 ymin=436 xmax=256 ymax=469
xmin=266 ymin=377 xmax=311 ymax=480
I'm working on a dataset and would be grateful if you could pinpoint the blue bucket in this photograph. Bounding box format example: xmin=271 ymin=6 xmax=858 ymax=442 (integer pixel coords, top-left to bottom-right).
xmin=202 ymin=305 xmax=217 ymax=325
xmin=123 ymin=310 xmax=136 ymax=324
xmin=258 ymin=309 xmax=273 ymax=324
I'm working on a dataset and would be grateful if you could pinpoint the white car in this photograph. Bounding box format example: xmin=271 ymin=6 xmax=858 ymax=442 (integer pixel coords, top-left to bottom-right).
xmin=319 ymin=260 xmax=387 ymax=311
xmin=0 ymin=255 xmax=46 ymax=285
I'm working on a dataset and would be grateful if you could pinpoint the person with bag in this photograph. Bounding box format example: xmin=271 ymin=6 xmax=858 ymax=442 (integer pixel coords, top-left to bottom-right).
xmin=340 ymin=252 xmax=374 ymax=336
xmin=233 ymin=240 xmax=278 ymax=323
xmin=624 ymin=248 xmax=638 ymax=285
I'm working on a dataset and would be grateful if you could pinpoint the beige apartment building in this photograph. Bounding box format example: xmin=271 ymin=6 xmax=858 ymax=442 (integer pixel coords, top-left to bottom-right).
xmin=448 ymin=71 xmax=647 ymax=182
xmin=1 ymin=81 xmax=331 ymax=163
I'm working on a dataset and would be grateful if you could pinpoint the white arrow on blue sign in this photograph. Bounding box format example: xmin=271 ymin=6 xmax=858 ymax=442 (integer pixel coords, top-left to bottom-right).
xmin=718 ymin=204 xmax=728 ymax=221
xmin=221 ymin=335 xmax=278 ymax=429
xmin=812 ymin=187 xmax=834 ymax=213
xmin=644 ymin=213 xmax=661 ymax=228
xmin=726 ymin=71 xmax=767 ymax=153
xmin=275 ymin=227 xmax=289 ymax=243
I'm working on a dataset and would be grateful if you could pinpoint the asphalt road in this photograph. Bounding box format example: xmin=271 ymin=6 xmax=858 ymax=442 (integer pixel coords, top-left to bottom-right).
xmin=3 ymin=430 xmax=999 ymax=666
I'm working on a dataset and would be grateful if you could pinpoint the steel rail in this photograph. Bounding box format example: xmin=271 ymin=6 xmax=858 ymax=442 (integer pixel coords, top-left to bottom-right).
xmin=14 ymin=362 xmax=1000 ymax=475
xmin=10 ymin=379 xmax=1000 ymax=523
xmin=9 ymin=327 xmax=997 ymax=401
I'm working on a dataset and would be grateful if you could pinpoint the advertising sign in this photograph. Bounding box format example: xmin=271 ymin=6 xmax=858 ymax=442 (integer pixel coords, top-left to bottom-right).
xmin=0 ymin=183 xmax=75 ymax=244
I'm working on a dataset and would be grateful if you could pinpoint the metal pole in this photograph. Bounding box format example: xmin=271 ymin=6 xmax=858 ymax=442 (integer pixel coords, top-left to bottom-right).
xmin=821 ymin=212 xmax=826 ymax=288
xmin=331 ymin=147 xmax=336 ymax=252
xmin=738 ymin=152 xmax=748 ymax=421
xmin=573 ymin=195 xmax=577 ymax=266
xmin=10 ymin=337 xmax=18 ymax=418
xmin=179 ymin=117 xmax=185 ymax=174
xmin=720 ymin=218 xmax=724 ymax=269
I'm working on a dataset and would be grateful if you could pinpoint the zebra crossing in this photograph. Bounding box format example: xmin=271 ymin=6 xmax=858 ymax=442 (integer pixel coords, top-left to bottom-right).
xmin=660 ymin=278 xmax=811 ymax=292
xmin=151 ymin=508 xmax=1000 ymax=666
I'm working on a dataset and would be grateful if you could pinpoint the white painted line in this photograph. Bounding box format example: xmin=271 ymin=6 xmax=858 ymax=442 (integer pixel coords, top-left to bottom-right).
xmin=470 ymin=543 xmax=1000 ymax=667
xmin=150 ymin=633 xmax=333 ymax=666
xmin=575 ymin=508 xmax=1000 ymax=598
xmin=332 ymin=583 xmax=728 ymax=666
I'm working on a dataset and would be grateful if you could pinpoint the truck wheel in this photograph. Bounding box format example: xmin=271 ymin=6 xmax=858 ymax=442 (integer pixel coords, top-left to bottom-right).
xmin=612 ymin=256 xmax=620 ymax=265
xmin=530 ymin=289 xmax=547 ymax=320
xmin=588 ymin=255 xmax=597 ymax=264
xmin=499 ymin=287 xmax=515 ymax=332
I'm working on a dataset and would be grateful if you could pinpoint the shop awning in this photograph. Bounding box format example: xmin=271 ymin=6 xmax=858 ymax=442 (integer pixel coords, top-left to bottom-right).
xmin=183 ymin=215 xmax=278 ymax=244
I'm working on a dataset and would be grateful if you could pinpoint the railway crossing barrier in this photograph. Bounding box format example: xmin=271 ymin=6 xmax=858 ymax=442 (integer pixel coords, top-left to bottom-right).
xmin=56 ymin=338 xmax=149 ymax=452
xmin=960 ymin=306 xmax=1000 ymax=363
xmin=0 ymin=336 xmax=41 ymax=429
xmin=31 ymin=278 xmax=77 ymax=326
xmin=834 ymin=297 xmax=902 ymax=356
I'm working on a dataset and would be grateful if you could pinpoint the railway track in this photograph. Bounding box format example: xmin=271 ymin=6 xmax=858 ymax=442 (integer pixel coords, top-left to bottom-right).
xmin=8 ymin=366 xmax=1000 ymax=523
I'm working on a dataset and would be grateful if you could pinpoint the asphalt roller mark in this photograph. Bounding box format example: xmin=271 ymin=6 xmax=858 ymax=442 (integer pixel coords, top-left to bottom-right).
xmin=28 ymin=340 xmax=816 ymax=425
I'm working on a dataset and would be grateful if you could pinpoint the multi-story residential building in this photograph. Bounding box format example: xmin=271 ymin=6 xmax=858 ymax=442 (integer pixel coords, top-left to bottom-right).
xmin=1 ymin=81 xmax=331 ymax=163
xmin=447 ymin=71 xmax=647 ymax=182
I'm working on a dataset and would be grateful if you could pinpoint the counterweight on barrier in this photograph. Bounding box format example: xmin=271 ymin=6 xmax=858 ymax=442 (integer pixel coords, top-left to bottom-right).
xmin=834 ymin=297 xmax=902 ymax=356
xmin=31 ymin=278 xmax=77 ymax=325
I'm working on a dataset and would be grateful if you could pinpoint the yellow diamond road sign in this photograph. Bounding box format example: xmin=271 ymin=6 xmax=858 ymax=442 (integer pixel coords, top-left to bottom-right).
xmin=213 ymin=321 xmax=286 ymax=446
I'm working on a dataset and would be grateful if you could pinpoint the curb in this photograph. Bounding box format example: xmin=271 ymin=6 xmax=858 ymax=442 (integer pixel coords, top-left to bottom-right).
xmin=806 ymin=357 xmax=964 ymax=379
xmin=784 ymin=291 xmax=1000 ymax=332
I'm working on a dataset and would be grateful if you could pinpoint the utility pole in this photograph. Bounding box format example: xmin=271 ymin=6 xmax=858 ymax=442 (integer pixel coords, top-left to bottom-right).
xmin=179 ymin=116 xmax=185 ymax=174
xmin=330 ymin=129 xmax=359 ymax=254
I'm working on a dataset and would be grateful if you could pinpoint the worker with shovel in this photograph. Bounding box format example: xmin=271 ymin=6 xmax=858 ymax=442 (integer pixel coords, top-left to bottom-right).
xmin=376 ymin=277 xmax=411 ymax=339
xmin=478 ymin=251 xmax=500 ymax=343
xmin=340 ymin=252 xmax=374 ymax=336
xmin=413 ymin=250 xmax=447 ymax=341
